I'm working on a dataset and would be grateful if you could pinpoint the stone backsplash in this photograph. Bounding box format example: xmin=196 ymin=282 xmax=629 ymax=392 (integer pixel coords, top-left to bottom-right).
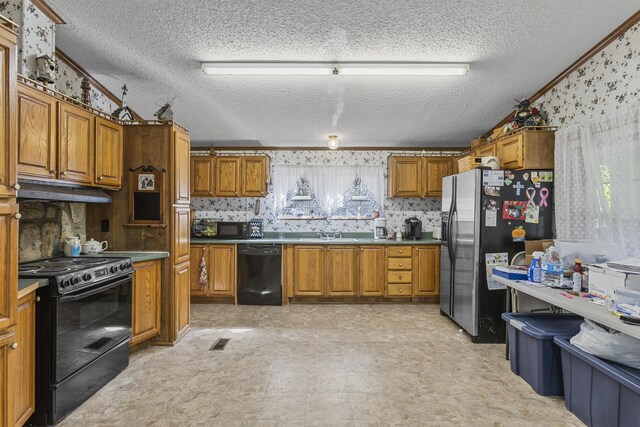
xmin=18 ymin=201 xmax=87 ymax=262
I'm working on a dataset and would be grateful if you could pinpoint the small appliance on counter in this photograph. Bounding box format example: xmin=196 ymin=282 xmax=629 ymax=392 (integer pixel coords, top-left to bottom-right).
xmin=247 ymin=218 xmax=264 ymax=239
xmin=374 ymin=218 xmax=387 ymax=240
xmin=404 ymin=217 xmax=422 ymax=240
xmin=191 ymin=218 xmax=220 ymax=238
xmin=215 ymin=221 xmax=248 ymax=239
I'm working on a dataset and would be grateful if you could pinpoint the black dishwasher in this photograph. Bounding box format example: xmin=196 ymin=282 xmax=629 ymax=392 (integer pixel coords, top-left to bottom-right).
xmin=237 ymin=245 xmax=282 ymax=305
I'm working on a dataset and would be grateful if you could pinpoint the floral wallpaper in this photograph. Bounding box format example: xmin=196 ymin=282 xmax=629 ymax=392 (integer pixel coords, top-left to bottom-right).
xmin=536 ymin=22 xmax=640 ymax=126
xmin=191 ymin=150 xmax=459 ymax=234
xmin=56 ymin=60 xmax=119 ymax=114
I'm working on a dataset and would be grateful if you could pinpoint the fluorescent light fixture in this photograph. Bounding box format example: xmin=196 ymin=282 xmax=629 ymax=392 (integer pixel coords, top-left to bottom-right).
xmin=201 ymin=62 xmax=469 ymax=76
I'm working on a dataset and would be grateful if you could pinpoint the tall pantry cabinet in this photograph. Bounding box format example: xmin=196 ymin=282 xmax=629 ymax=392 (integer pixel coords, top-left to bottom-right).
xmin=0 ymin=16 xmax=19 ymax=427
xmin=87 ymin=123 xmax=191 ymax=346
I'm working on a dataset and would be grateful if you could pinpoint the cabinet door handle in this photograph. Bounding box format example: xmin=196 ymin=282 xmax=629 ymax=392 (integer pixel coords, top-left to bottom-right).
xmin=12 ymin=183 xmax=20 ymax=190
xmin=36 ymin=296 xmax=41 ymax=302
xmin=50 ymin=169 xmax=56 ymax=175
xmin=61 ymin=171 xmax=67 ymax=176
xmin=98 ymin=176 xmax=104 ymax=181
xmin=10 ymin=342 xmax=18 ymax=350
xmin=399 ymin=250 xmax=402 ymax=254
xmin=399 ymin=288 xmax=403 ymax=293
xmin=14 ymin=213 xmax=21 ymax=220
xmin=399 ymin=263 xmax=403 ymax=267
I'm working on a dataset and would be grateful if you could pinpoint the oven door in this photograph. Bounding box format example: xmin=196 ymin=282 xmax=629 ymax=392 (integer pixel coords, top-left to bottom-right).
xmin=53 ymin=275 xmax=132 ymax=382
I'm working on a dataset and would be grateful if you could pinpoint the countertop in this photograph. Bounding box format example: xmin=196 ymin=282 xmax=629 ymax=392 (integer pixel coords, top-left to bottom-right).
xmin=80 ymin=251 xmax=170 ymax=263
xmin=192 ymin=232 xmax=441 ymax=245
xmin=18 ymin=278 xmax=49 ymax=298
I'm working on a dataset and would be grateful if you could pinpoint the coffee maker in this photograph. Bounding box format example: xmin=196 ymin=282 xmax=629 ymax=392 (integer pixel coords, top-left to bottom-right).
xmin=404 ymin=217 xmax=422 ymax=240
xmin=374 ymin=218 xmax=387 ymax=240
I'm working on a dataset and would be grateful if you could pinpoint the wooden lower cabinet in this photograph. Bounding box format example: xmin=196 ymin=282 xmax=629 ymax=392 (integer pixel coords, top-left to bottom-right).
xmin=326 ymin=246 xmax=358 ymax=296
xmin=13 ymin=292 xmax=35 ymax=426
xmin=208 ymin=245 xmax=236 ymax=297
xmin=189 ymin=245 xmax=208 ymax=296
xmin=173 ymin=262 xmax=190 ymax=339
xmin=131 ymin=260 xmax=162 ymax=346
xmin=359 ymin=246 xmax=385 ymax=296
xmin=0 ymin=328 xmax=16 ymax=427
xmin=292 ymin=246 xmax=325 ymax=296
xmin=414 ymin=246 xmax=440 ymax=296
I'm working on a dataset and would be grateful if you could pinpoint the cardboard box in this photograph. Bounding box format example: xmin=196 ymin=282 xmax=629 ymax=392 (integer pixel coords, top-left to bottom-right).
xmin=493 ymin=265 xmax=528 ymax=280
xmin=523 ymin=239 xmax=554 ymax=266
xmin=588 ymin=263 xmax=640 ymax=300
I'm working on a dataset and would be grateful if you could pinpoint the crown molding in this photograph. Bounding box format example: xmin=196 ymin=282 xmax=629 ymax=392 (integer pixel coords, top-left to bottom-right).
xmin=31 ymin=0 xmax=66 ymax=24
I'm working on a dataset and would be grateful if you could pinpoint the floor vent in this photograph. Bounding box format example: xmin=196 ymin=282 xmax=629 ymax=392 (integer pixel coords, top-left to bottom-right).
xmin=210 ymin=338 xmax=230 ymax=351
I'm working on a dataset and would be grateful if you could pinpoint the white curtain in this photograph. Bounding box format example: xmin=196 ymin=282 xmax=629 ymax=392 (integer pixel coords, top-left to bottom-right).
xmin=272 ymin=164 xmax=384 ymax=215
xmin=555 ymin=102 xmax=640 ymax=257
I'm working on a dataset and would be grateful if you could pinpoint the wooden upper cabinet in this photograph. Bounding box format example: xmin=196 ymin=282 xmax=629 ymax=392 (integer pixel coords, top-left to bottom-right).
xmin=215 ymin=156 xmax=240 ymax=197
xmin=388 ymin=156 xmax=422 ymax=197
xmin=292 ymin=246 xmax=325 ymax=296
xmin=424 ymin=158 xmax=452 ymax=197
xmin=131 ymin=259 xmax=161 ymax=346
xmin=173 ymin=129 xmax=191 ymax=204
xmin=17 ymin=84 xmax=56 ymax=180
xmin=189 ymin=245 xmax=208 ymax=296
xmin=190 ymin=156 xmax=214 ymax=197
xmin=0 ymin=26 xmax=16 ymax=198
xmin=498 ymin=134 xmax=524 ymax=170
xmin=475 ymin=143 xmax=496 ymax=158
xmin=58 ymin=102 xmax=94 ymax=184
xmin=359 ymin=246 xmax=385 ymax=296
xmin=414 ymin=246 xmax=440 ymax=296
xmin=326 ymin=246 xmax=358 ymax=296
xmin=173 ymin=262 xmax=190 ymax=337
xmin=0 ymin=203 xmax=17 ymax=331
xmin=94 ymin=117 xmax=122 ymax=188
xmin=241 ymin=156 xmax=269 ymax=197
xmin=14 ymin=292 xmax=35 ymax=426
xmin=498 ymin=130 xmax=555 ymax=170
xmin=208 ymin=245 xmax=236 ymax=296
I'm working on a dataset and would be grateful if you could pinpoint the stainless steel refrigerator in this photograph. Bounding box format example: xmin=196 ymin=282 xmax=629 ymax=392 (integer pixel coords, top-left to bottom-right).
xmin=440 ymin=168 xmax=554 ymax=343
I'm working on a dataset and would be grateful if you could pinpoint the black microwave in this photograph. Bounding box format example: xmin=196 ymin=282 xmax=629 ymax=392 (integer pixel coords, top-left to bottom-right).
xmin=215 ymin=221 xmax=248 ymax=239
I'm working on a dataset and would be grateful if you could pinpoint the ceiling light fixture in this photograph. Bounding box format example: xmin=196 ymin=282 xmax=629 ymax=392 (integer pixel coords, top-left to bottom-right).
xmin=201 ymin=62 xmax=469 ymax=76
xmin=328 ymin=134 xmax=339 ymax=150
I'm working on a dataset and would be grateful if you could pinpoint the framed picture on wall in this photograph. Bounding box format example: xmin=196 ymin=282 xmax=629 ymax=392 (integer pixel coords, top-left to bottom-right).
xmin=128 ymin=166 xmax=165 ymax=225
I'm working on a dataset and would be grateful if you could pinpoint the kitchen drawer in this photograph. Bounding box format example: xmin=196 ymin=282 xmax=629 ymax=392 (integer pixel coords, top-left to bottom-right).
xmin=387 ymin=283 xmax=412 ymax=296
xmin=387 ymin=271 xmax=412 ymax=283
xmin=387 ymin=257 xmax=412 ymax=270
xmin=387 ymin=246 xmax=412 ymax=257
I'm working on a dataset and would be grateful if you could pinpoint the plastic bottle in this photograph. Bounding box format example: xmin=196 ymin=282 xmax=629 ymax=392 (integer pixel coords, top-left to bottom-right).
xmin=572 ymin=259 xmax=584 ymax=292
xmin=541 ymin=245 xmax=563 ymax=286
xmin=527 ymin=251 xmax=543 ymax=283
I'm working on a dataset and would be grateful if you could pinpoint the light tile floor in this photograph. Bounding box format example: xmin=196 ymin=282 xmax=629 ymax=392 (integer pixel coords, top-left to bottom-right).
xmin=60 ymin=304 xmax=583 ymax=426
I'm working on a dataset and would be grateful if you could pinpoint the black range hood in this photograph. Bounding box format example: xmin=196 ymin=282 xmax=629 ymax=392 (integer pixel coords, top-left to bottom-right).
xmin=17 ymin=179 xmax=112 ymax=203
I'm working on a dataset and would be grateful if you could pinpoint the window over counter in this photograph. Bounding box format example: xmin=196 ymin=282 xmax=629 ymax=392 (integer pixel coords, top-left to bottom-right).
xmin=273 ymin=165 xmax=383 ymax=220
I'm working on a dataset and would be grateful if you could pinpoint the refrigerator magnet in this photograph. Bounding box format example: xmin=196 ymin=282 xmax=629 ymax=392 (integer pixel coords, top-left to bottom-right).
xmin=482 ymin=170 xmax=504 ymax=186
xmin=483 ymin=186 xmax=501 ymax=197
xmin=483 ymin=199 xmax=499 ymax=210
xmin=525 ymin=205 xmax=540 ymax=224
xmin=504 ymin=178 xmax=512 ymax=186
xmin=512 ymin=181 xmax=524 ymax=196
xmin=502 ymin=201 xmax=527 ymax=220
xmin=522 ymin=172 xmax=530 ymax=181
xmin=539 ymin=171 xmax=553 ymax=182
xmin=511 ymin=226 xmax=526 ymax=242
xmin=485 ymin=253 xmax=509 ymax=290
xmin=485 ymin=209 xmax=497 ymax=227
xmin=530 ymin=171 xmax=540 ymax=185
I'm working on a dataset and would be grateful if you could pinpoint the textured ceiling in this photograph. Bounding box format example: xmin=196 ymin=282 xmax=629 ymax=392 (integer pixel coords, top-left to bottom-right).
xmin=49 ymin=0 xmax=638 ymax=147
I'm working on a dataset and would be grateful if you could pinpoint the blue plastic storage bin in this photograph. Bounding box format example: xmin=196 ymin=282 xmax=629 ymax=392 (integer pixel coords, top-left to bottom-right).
xmin=554 ymin=336 xmax=640 ymax=427
xmin=501 ymin=313 xmax=584 ymax=396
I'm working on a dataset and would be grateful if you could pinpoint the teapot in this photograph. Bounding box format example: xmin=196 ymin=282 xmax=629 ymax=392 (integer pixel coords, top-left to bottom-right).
xmin=81 ymin=238 xmax=108 ymax=254
xmin=63 ymin=237 xmax=81 ymax=257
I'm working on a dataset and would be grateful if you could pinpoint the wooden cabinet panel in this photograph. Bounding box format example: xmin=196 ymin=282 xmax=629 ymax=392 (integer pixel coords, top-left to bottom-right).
xmin=326 ymin=246 xmax=358 ymax=296
xmin=414 ymin=246 xmax=440 ymax=296
xmin=387 ymin=257 xmax=412 ymax=270
xmin=0 ymin=203 xmax=17 ymax=331
xmin=424 ymin=158 xmax=452 ymax=197
xmin=292 ymin=246 xmax=325 ymax=296
xmin=0 ymin=328 xmax=16 ymax=427
xmin=189 ymin=245 xmax=208 ymax=296
xmin=173 ymin=206 xmax=190 ymax=265
xmin=94 ymin=118 xmax=122 ymax=188
xmin=13 ymin=293 xmax=35 ymax=426
xmin=498 ymin=134 xmax=524 ymax=170
xmin=208 ymin=245 xmax=236 ymax=296
xmin=359 ymin=246 xmax=385 ymax=296
xmin=387 ymin=271 xmax=412 ymax=283
xmin=173 ymin=130 xmax=190 ymax=204
xmin=475 ymin=144 xmax=496 ymax=158
xmin=386 ymin=246 xmax=411 ymax=257
xmin=131 ymin=260 xmax=161 ymax=346
xmin=0 ymin=28 xmax=16 ymax=199
xmin=387 ymin=283 xmax=412 ymax=296
xmin=58 ymin=102 xmax=94 ymax=184
xmin=173 ymin=262 xmax=190 ymax=337
xmin=214 ymin=157 xmax=240 ymax=197
xmin=387 ymin=156 xmax=422 ymax=197
xmin=190 ymin=156 xmax=214 ymax=196
xmin=17 ymin=84 xmax=56 ymax=179
xmin=241 ymin=156 xmax=269 ymax=197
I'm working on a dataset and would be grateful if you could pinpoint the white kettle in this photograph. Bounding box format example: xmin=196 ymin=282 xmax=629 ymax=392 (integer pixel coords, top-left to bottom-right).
xmin=81 ymin=238 xmax=108 ymax=254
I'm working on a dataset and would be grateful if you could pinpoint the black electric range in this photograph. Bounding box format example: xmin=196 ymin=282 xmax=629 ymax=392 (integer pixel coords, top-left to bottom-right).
xmin=19 ymin=257 xmax=134 ymax=426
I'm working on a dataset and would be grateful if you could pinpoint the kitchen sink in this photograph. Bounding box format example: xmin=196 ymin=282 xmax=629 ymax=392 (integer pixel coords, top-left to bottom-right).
xmin=297 ymin=238 xmax=360 ymax=242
